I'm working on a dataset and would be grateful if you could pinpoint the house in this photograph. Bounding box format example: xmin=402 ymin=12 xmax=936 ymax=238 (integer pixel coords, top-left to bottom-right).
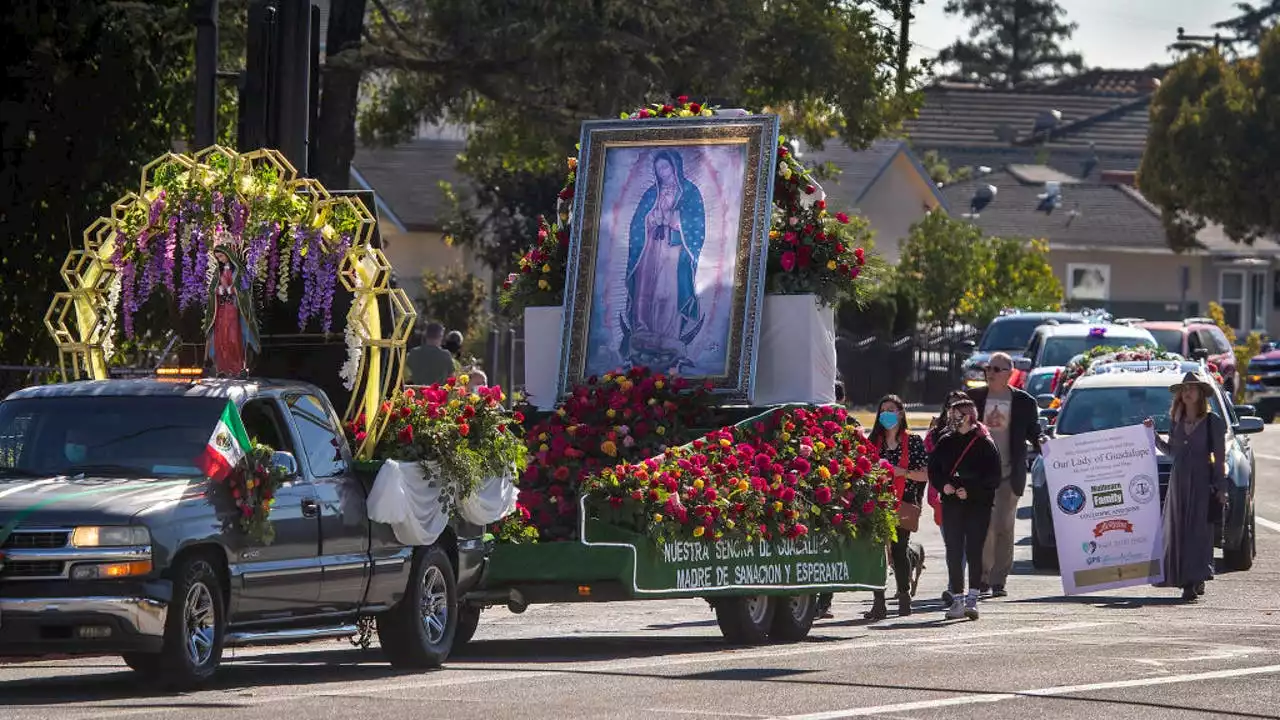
xmin=939 ymin=166 xmax=1280 ymax=339
xmin=348 ymin=127 xmax=492 ymax=302
xmin=801 ymin=139 xmax=948 ymax=263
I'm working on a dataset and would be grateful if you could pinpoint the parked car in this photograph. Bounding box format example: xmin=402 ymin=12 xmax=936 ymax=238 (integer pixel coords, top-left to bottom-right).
xmin=960 ymin=311 xmax=1085 ymax=388
xmin=1243 ymin=346 xmax=1280 ymax=422
xmin=1029 ymin=369 xmax=1263 ymax=572
xmin=1134 ymin=319 xmax=1237 ymax=396
xmin=1016 ymin=323 xmax=1159 ymax=373
xmin=0 ymin=377 xmax=484 ymax=687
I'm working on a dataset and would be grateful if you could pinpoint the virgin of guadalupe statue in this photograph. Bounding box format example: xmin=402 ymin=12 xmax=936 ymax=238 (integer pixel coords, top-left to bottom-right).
xmin=204 ymin=244 xmax=261 ymax=376
xmin=618 ymin=150 xmax=706 ymax=371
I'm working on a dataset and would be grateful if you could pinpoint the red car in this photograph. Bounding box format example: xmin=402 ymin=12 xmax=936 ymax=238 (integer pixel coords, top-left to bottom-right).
xmin=1134 ymin=319 xmax=1237 ymax=394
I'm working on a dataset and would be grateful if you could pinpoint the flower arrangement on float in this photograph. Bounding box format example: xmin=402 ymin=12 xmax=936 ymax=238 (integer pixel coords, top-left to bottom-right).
xmin=505 ymin=367 xmax=716 ymax=541
xmin=499 ymin=96 xmax=873 ymax=315
xmin=584 ymin=405 xmax=899 ymax=546
xmin=345 ymin=375 xmax=527 ymax=520
xmin=1056 ymin=345 xmax=1186 ymax=397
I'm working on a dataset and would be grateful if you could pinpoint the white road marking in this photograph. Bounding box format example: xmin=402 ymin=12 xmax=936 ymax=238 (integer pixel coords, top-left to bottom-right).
xmin=1257 ymin=516 xmax=1280 ymax=533
xmin=773 ymin=663 xmax=1280 ymax=720
xmin=19 ymin=621 xmax=1112 ymax=719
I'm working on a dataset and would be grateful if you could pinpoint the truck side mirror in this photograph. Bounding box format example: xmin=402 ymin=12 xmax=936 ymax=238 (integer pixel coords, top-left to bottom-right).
xmin=1014 ymin=357 xmax=1033 ymax=372
xmin=271 ymin=450 xmax=300 ymax=479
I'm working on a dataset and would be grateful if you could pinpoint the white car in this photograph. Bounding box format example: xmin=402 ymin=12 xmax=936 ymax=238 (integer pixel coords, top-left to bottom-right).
xmin=1016 ymin=323 xmax=1159 ymax=372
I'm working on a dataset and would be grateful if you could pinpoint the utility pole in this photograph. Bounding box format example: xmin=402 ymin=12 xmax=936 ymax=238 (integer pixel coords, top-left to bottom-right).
xmin=895 ymin=0 xmax=913 ymax=96
xmin=191 ymin=0 xmax=219 ymax=148
xmin=1173 ymin=27 xmax=1245 ymax=53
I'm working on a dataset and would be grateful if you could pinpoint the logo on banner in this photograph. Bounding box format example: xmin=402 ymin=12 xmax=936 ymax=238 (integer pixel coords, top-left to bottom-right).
xmin=1057 ymin=485 xmax=1086 ymax=515
xmin=1093 ymin=519 xmax=1135 ymax=537
xmin=1129 ymin=474 xmax=1156 ymax=505
xmin=1081 ymin=541 xmax=1098 ymax=555
xmin=1091 ymin=483 xmax=1124 ymax=509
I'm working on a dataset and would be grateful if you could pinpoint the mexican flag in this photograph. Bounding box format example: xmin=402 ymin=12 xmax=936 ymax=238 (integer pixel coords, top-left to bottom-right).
xmin=198 ymin=400 xmax=252 ymax=482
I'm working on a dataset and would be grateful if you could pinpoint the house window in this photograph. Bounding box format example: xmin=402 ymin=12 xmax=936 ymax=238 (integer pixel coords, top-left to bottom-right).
xmin=1250 ymin=271 xmax=1267 ymax=332
xmin=1220 ymin=270 xmax=1244 ymax=331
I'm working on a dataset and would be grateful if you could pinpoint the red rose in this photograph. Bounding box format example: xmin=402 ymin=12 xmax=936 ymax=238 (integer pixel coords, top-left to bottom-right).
xmin=836 ymin=212 xmax=850 ymax=224
xmin=780 ymin=251 xmax=797 ymax=271
xmin=638 ymin=108 xmax=651 ymax=118
xmin=815 ymin=486 xmax=833 ymax=504
xmin=815 ymin=200 xmax=826 ymax=210
xmin=854 ymin=247 xmax=866 ymax=264
xmin=690 ymin=102 xmax=702 ymax=113
xmin=832 ymin=512 xmax=845 ymax=526
xmin=397 ymin=424 xmax=414 ymax=444
xmin=458 ymin=422 xmax=471 ymax=437
xmin=805 ymin=184 xmax=816 ymax=195
xmin=677 ymin=95 xmax=689 ymax=104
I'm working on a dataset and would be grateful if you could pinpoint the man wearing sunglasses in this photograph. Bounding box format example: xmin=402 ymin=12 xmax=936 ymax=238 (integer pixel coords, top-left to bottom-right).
xmin=966 ymin=352 xmax=1044 ymax=597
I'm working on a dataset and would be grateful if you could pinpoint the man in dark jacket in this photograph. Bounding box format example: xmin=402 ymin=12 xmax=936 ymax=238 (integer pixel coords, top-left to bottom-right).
xmin=966 ymin=352 xmax=1043 ymax=597
xmin=406 ymin=322 xmax=455 ymax=386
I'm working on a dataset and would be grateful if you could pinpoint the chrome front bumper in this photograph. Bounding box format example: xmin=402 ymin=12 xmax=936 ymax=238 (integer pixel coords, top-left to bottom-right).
xmin=0 ymin=596 xmax=168 ymax=654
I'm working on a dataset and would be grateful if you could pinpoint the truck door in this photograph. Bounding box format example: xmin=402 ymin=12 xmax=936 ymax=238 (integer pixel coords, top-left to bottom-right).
xmin=232 ymin=397 xmax=323 ymax=621
xmin=283 ymin=393 xmax=370 ymax=612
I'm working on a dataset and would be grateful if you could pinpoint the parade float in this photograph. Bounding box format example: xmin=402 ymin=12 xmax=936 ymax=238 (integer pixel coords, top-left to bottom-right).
xmin=43 ymin=99 xmax=895 ymax=651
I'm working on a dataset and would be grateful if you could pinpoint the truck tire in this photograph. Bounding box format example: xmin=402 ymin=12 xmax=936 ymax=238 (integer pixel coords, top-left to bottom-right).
xmin=768 ymin=594 xmax=816 ymax=642
xmin=377 ymin=545 xmax=458 ymax=668
xmin=1223 ymin=510 xmax=1255 ymax=572
xmin=125 ymin=555 xmax=226 ymax=689
xmin=1031 ymin=517 xmax=1058 ymax=571
xmin=454 ymin=604 xmax=482 ymax=648
xmin=714 ymin=595 xmax=775 ymax=646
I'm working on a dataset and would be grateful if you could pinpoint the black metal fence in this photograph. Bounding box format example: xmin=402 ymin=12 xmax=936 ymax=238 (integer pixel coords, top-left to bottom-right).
xmin=837 ymin=325 xmax=978 ymax=407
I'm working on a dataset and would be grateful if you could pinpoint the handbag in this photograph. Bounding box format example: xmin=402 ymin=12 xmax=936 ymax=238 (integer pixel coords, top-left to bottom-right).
xmin=947 ymin=435 xmax=980 ymax=498
xmin=888 ymin=436 xmax=922 ymax=532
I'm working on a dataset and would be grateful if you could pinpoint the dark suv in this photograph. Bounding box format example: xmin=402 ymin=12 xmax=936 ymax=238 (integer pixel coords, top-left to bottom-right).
xmin=961 ymin=311 xmax=1084 ymax=388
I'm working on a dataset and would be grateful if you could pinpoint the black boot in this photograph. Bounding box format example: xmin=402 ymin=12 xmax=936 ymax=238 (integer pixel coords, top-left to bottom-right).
xmin=1194 ymin=581 xmax=1206 ymax=596
xmin=897 ymin=592 xmax=913 ymax=617
xmin=1181 ymin=585 xmax=1198 ymax=602
xmin=863 ymin=591 xmax=888 ymax=620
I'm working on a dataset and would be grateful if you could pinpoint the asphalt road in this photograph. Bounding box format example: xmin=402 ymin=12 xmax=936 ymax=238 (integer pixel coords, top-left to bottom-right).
xmin=5 ymin=430 xmax=1280 ymax=719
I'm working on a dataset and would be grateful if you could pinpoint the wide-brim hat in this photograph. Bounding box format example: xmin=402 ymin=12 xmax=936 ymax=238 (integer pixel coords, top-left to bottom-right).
xmin=1170 ymin=371 xmax=1214 ymax=394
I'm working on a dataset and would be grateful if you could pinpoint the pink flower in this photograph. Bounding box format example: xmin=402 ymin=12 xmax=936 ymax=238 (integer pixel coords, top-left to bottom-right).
xmin=780 ymin=251 xmax=797 ymax=271
xmin=835 ymin=212 xmax=850 ymax=224
xmin=815 ymin=486 xmax=833 ymax=504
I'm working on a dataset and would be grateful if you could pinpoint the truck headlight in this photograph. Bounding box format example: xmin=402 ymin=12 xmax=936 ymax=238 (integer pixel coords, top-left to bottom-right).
xmin=70 ymin=560 xmax=153 ymax=580
xmin=71 ymin=526 xmax=150 ymax=548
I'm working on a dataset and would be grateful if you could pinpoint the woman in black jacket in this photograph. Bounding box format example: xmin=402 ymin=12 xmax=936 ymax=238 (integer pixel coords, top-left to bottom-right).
xmin=928 ymin=398 xmax=1002 ymax=621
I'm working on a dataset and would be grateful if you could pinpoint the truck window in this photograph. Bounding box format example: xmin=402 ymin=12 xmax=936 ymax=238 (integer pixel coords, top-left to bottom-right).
xmin=240 ymin=399 xmax=296 ymax=456
xmin=286 ymin=394 xmax=348 ymax=478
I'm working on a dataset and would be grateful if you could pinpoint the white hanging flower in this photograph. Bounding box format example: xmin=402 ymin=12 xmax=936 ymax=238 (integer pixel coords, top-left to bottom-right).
xmin=102 ymin=274 xmax=123 ymax=361
xmin=339 ymin=297 xmax=366 ymax=391
xmin=276 ymin=243 xmax=292 ymax=302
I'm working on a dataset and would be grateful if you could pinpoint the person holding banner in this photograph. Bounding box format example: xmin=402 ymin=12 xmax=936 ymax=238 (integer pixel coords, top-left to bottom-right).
xmin=928 ymin=399 xmax=1002 ymax=620
xmin=1144 ymin=371 xmax=1228 ymax=602
xmin=863 ymin=394 xmax=929 ymax=619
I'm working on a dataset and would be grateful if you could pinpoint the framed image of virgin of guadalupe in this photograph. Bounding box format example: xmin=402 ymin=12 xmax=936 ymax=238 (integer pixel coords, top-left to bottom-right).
xmin=558 ymin=115 xmax=779 ymax=404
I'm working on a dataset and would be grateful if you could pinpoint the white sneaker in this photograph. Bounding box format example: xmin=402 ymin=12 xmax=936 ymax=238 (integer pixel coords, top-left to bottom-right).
xmin=964 ymin=592 xmax=980 ymax=620
xmin=945 ymin=597 xmax=965 ymax=620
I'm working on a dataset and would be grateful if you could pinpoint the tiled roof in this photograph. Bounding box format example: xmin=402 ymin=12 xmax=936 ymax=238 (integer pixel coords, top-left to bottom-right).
xmin=801 ymin=139 xmax=913 ymax=210
xmin=924 ymin=147 xmax=1143 ymax=181
xmin=1017 ymin=68 xmax=1168 ymax=96
xmin=942 ymin=169 xmax=1280 ymax=257
xmin=903 ymin=86 xmax=1151 ymax=153
xmin=351 ymin=140 xmax=468 ymax=230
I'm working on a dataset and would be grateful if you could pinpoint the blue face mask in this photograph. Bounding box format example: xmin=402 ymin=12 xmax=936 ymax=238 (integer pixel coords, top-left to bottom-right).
xmin=878 ymin=411 xmax=899 ymax=429
xmin=64 ymin=443 xmax=87 ymax=464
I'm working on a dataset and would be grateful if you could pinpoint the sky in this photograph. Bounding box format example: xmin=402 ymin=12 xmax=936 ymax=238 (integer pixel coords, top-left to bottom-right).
xmin=908 ymin=0 xmax=1241 ymax=71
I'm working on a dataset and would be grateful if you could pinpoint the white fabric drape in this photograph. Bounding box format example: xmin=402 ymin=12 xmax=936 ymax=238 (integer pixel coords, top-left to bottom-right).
xmin=367 ymin=459 xmax=517 ymax=546
xmin=753 ymin=294 xmax=837 ymax=406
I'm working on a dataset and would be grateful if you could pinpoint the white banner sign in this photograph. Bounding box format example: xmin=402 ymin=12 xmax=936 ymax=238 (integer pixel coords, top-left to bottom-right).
xmin=1042 ymin=424 xmax=1163 ymax=595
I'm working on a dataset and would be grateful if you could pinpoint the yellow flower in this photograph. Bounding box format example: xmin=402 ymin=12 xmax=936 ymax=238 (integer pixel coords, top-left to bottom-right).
xmin=449 ymin=399 xmax=461 ymax=409
xmin=539 ymin=432 xmax=548 ymax=442
xmin=606 ymin=409 xmax=616 ymax=419
xmin=567 ymin=425 xmax=578 ymax=436
xmin=556 ymin=408 xmax=566 ymax=417
xmin=458 ymin=374 xmax=470 ymax=386
xmin=782 ymin=167 xmax=793 ymax=180
xmin=542 ymin=264 xmax=551 ymax=273
xmin=815 ymin=441 xmax=827 ymax=452
xmin=469 ymin=393 xmax=480 ymax=403
xmin=679 ymin=109 xmax=694 ymax=118
xmin=842 ymin=482 xmax=852 ymax=490
xmin=714 ymin=531 xmax=724 ymax=540
xmin=692 ymin=525 xmax=705 ymax=537
xmin=601 ymin=440 xmax=618 ymax=457
xmin=538 ymin=279 xmax=550 ymax=290
xmin=818 ymin=466 xmax=832 ymax=479
xmin=656 ymin=425 xmax=666 ymax=435
xmin=725 ymin=519 xmax=735 ymax=529
xmin=773 ymin=501 xmax=784 ymax=512
xmin=737 ymin=479 xmax=750 ymax=492
xmin=539 ymin=444 xmax=549 ymax=453
xmin=827 ymin=260 xmax=837 ymax=270
xmin=653 ymin=513 xmax=664 ymax=523
xmin=693 ymin=478 xmax=704 ymax=490
xmin=769 ymin=230 xmax=779 ymax=240
xmin=701 ymin=108 xmax=713 ymax=117
xmin=780 ymin=431 xmax=791 ymax=442
xmin=719 ymin=438 xmax=731 ymax=448
xmin=654 ymin=380 xmax=665 ymax=389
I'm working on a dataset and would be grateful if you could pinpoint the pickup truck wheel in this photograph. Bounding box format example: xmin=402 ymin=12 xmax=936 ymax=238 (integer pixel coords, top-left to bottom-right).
xmin=136 ymin=557 xmax=225 ymax=689
xmin=454 ymin=604 xmax=482 ymax=648
xmin=768 ymin=594 xmax=816 ymax=642
xmin=377 ymin=545 xmax=457 ymax=668
xmin=713 ymin=595 xmax=775 ymax=646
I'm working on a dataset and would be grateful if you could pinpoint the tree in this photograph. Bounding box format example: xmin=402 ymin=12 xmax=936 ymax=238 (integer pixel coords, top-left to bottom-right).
xmin=356 ymin=0 xmax=925 ymax=284
xmin=1138 ymin=30 xmax=1280 ymax=250
xmin=1214 ymin=2 xmax=1280 ymax=46
xmin=938 ymin=0 xmax=1084 ymax=87
xmin=897 ymin=212 xmax=1061 ymax=327
xmin=0 ymin=2 xmax=198 ymax=374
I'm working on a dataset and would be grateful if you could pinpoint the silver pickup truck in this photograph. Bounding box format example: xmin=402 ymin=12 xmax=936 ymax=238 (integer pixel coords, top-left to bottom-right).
xmin=0 ymin=378 xmax=485 ymax=687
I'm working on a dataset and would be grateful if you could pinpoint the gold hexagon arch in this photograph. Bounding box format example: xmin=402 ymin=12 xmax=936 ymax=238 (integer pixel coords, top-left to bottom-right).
xmin=45 ymin=146 xmax=414 ymax=458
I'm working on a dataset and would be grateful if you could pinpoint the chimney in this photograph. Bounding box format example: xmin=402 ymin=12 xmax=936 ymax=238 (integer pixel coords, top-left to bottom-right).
xmin=1100 ymin=170 xmax=1137 ymax=187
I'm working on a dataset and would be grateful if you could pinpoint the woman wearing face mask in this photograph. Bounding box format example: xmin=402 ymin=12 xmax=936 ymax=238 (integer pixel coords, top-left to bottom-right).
xmin=928 ymin=398 xmax=1002 ymax=620
xmin=926 ymin=390 xmax=969 ymax=604
xmin=862 ymin=395 xmax=929 ymax=619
